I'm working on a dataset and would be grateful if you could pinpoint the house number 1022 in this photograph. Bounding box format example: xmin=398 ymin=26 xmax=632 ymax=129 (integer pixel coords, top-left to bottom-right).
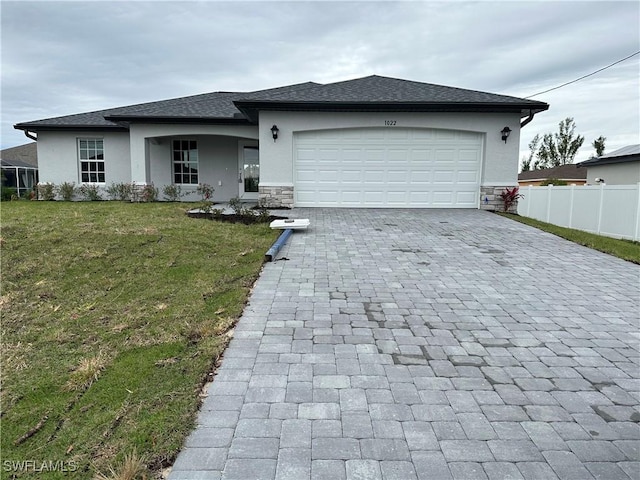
xmin=384 ymin=120 xmax=397 ymax=126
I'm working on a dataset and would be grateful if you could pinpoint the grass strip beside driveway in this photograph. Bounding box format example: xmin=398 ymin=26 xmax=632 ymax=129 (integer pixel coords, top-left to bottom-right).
xmin=499 ymin=213 xmax=640 ymax=264
xmin=1 ymin=202 xmax=278 ymax=479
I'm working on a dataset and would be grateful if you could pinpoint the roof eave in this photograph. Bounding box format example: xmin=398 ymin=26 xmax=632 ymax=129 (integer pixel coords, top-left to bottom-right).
xmin=102 ymin=115 xmax=254 ymax=125
xmin=233 ymin=100 xmax=549 ymax=123
xmin=14 ymin=123 xmax=128 ymax=132
xmin=578 ymin=155 xmax=640 ymax=167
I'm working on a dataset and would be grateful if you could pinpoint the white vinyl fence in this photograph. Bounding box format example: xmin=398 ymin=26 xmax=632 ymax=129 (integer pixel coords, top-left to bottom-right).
xmin=518 ymin=184 xmax=640 ymax=241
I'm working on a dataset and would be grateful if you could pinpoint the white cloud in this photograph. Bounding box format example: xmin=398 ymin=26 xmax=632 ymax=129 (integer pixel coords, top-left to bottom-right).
xmin=1 ymin=0 xmax=638 ymax=162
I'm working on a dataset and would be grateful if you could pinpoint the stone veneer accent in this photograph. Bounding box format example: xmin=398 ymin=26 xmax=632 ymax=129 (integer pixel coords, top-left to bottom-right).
xmin=479 ymin=186 xmax=519 ymax=213
xmin=259 ymin=185 xmax=294 ymax=208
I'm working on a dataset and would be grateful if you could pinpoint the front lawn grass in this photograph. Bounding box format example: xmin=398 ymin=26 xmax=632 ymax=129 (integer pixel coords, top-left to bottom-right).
xmin=499 ymin=213 xmax=640 ymax=264
xmin=1 ymin=201 xmax=278 ymax=479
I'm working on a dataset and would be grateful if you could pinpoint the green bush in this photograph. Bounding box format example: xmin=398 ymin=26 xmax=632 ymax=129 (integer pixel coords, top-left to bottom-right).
xmin=37 ymin=183 xmax=56 ymax=201
xmin=540 ymin=178 xmax=568 ymax=186
xmin=162 ymin=184 xmax=184 ymax=202
xmin=196 ymin=183 xmax=214 ymax=213
xmin=58 ymin=182 xmax=76 ymax=201
xmin=141 ymin=183 xmax=158 ymax=203
xmin=106 ymin=182 xmax=133 ymax=201
xmin=78 ymin=184 xmax=102 ymax=201
xmin=1 ymin=186 xmax=17 ymax=201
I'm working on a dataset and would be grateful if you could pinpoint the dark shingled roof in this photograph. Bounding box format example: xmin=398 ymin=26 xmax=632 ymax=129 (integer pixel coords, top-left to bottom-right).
xmin=518 ymin=164 xmax=586 ymax=182
xmin=577 ymin=144 xmax=640 ymax=167
xmin=15 ymin=75 xmax=548 ymax=131
xmin=1 ymin=142 xmax=38 ymax=168
xmin=238 ymin=75 xmax=543 ymax=104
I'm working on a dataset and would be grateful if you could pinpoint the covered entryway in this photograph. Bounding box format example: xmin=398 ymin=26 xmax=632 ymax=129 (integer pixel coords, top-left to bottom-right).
xmin=294 ymin=127 xmax=483 ymax=208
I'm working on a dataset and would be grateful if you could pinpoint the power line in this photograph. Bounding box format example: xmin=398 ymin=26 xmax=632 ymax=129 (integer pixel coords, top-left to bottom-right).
xmin=525 ymin=51 xmax=640 ymax=99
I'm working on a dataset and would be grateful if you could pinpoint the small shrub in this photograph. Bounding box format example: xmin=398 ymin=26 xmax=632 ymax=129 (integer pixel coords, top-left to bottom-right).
xmin=540 ymin=178 xmax=568 ymax=186
xmin=37 ymin=183 xmax=56 ymax=201
xmin=228 ymin=197 xmax=256 ymax=217
xmin=196 ymin=183 xmax=214 ymax=201
xmin=499 ymin=186 xmax=523 ymax=213
xmin=228 ymin=196 xmax=244 ymax=214
xmin=256 ymin=204 xmax=271 ymax=222
xmin=58 ymin=182 xmax=76 ymax=201
xmin=78 ymin=184 xmax=103 ymax=201
xmin=141 ymin=183 xmax=158 ymax=203
xmin=196 ymin=183 xmax=215 ymax=213
xmin=106 ymin=182 xmax=133 ymax=201
xmin=1 ymin=186 xmax=17 ymax=201
xmin=162 ymin=184 xmax=184 ymax=202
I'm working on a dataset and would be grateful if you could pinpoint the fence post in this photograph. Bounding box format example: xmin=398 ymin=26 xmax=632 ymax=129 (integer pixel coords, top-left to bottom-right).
xmin=596 ymin=183 xmax=605 ymax=235
xmin=568 ymin=185 xmax=575 ymax=228
xmin=545 ymin=184 xmax=553 ymax=222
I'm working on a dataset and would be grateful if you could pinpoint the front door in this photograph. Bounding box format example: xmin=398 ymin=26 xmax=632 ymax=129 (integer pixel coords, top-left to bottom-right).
xmin=239 ymin=143 xmax=259 ymax=200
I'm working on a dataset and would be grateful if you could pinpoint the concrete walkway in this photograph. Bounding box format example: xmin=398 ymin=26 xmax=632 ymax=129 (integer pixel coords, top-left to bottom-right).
xmin=169 ymin=209 xmax=640 ymax=480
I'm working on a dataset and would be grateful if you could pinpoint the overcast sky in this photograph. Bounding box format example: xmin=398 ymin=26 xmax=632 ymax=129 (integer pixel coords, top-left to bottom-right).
xmin=1 ymin=0 xmax=638 ymax=165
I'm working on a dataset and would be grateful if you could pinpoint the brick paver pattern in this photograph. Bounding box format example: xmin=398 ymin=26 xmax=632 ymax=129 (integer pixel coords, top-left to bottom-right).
xmin=169 ymin=209 xmax=640 ymax=480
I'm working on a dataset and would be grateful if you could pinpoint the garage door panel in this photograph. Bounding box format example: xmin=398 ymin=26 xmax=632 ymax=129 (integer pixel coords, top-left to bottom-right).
xmin=364 ymin=170 xmax=385 ymax=182
xmin=410 ymin=170 xmax=431 ymax=183
xmin=387 ymin=149 xmax=409 ymax=162
xmin=457 ymin=170 xmax=480 ymax=183
xmin=317 ymin=170 xmax=338 ymax=182
xmin=294 ymin=128 xmax=482 ymax=208
xmin=341 ymin=170 xmax=362 ymax=182
xmin=388 ymin=170 xmax=409 ymax=183
xmin=296 ymin=170 xmax=318 ymax=182
xmin=363 ymin=191 xmax=385 ymax=204
xmin=364 ymin=149 xmax=386 ymax=162
xmin=433 ymin=170 xmax=456 ymax=183
xmin=432 ymin=191 xmax=454 ymax=204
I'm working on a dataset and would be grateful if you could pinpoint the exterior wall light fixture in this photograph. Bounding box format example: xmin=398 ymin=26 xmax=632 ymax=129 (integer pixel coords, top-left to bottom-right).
xmin=501 ymin=126 xmax=512 ymax=143
xmin=271 ymin=125 xmax=279 ymax=142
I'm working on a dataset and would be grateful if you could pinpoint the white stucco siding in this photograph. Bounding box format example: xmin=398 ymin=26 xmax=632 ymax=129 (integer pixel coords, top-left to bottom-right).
xmin=147 ymin=135 xmax=254 ymax=202
xmin=258 ymin=111 xmax=522 ymax=187
xmin=128 ymin=124 xmax=258 ymax=184
xmin=36 ymin=131 xmax=131 ymax=185
xmin=586 ymin=162 xmax=640 ymax=185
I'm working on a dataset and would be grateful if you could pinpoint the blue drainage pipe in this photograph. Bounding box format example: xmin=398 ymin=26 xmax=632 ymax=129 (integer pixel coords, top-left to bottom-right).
xmin=265 ymin=228 xmax=293 ymax=262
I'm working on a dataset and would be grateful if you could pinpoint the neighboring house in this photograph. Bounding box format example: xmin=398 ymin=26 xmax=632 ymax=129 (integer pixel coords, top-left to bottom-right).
xmin=577 ymin=144 xmax=640 ymax=185
xmin=14 ymin=75 xmax=548 ymax=209
xmin=517 ymin=164 xmax=587 ymax=186
xmin=1 ymin=142 xmax=39 ymax=197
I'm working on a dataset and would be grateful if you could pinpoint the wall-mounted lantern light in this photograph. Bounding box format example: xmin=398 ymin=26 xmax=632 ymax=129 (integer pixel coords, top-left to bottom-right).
xmin=271 ymin=125 xmax=279 ymax=142
xmin=501 ymin=126 xmax=512 ymax=143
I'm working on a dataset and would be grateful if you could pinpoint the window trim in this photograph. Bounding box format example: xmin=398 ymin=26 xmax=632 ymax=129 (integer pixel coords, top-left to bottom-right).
xmin=77 ymin=137 xmax=105 ymax=184
xmin=172 ymin=139 xmax=199 ymax=185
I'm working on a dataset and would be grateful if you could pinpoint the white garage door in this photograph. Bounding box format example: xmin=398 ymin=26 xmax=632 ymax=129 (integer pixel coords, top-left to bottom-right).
xmin=294 ymin=128 xmax=483 ymax=208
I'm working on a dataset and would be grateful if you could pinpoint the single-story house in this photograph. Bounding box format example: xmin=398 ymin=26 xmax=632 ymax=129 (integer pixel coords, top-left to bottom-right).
xmin=14 ymin=75 xmax=548 ymax=209
xmin=1 ymin=142 xmax=39 ymax=197
xmin=577 ymin=144 xmax=640 ymax=185
xmin=517 ymin=164 xmax=587 ymax=186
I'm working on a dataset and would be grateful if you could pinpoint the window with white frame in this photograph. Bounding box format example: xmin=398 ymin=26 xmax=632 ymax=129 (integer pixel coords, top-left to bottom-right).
xmin=173 ymin=140 xmax=199 ymax=184
xmin=78 ymin=138 xmax=105 ymax=183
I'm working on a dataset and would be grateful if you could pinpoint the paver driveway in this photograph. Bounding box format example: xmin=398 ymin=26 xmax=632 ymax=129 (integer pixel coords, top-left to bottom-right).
xmin=169 ymin=209 xmax=640 ymax=480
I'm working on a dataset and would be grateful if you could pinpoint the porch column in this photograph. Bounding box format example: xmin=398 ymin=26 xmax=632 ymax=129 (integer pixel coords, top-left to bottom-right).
xmin=129 ymin=135 xmax=150 ymax=184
